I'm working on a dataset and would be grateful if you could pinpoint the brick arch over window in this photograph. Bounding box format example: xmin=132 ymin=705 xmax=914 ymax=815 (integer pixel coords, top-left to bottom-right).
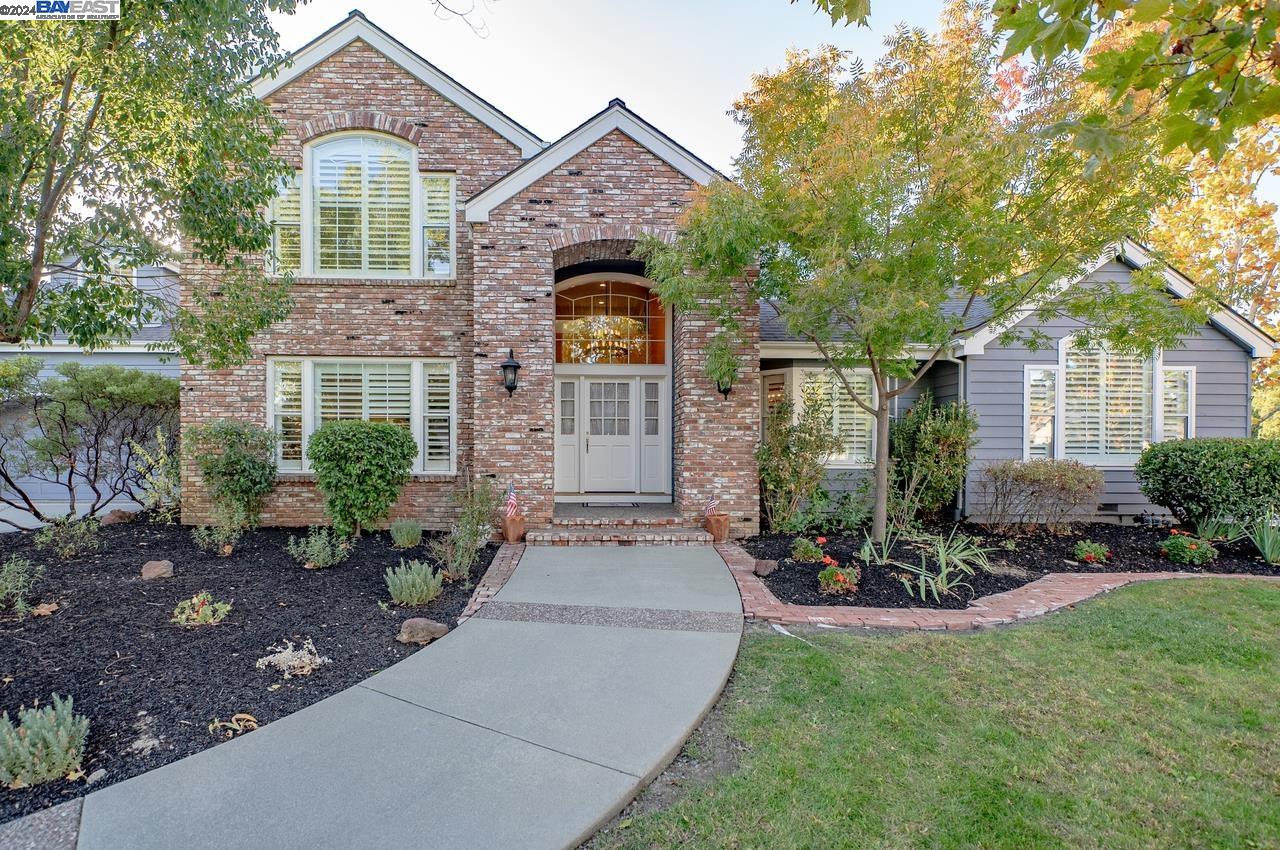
xmin=549 ymin=225 xmax=675 ymax=271
xmin=298 ymin=111 xmax=425 ymax=146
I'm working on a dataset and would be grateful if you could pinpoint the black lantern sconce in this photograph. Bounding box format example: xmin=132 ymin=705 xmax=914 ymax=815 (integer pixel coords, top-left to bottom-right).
xmin=499 ymin=349 xmax=521 ymax=396
xmin=715 ymin=375 xmax=733 ymax=400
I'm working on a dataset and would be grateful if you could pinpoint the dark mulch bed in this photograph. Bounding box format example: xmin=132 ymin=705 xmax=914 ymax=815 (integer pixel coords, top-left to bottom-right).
xmin=0 ymin=516 xmax=494 ymax=824
xmin=744 ymin=521 xmax=1278 ymax=611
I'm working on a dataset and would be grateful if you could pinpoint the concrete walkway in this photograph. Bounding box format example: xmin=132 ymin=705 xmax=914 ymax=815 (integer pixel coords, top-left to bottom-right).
xmin=69 ymin=546 xmax=742 ymax=850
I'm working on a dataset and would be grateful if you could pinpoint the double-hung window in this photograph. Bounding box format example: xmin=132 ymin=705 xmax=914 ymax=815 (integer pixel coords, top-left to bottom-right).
xmin=1024 ymin=343 xmax=1195 ymax=465
xmin=269 ymin=134 xmax=456 ymax=279
xmin=268 ymin=359 xmax=457 ymax=474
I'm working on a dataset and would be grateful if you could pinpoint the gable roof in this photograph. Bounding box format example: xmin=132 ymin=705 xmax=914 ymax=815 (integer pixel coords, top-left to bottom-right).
xmin=959 ymin=238 xmax=1276 ymax=358
xmin=251 ymin=10 xmax=543 ymax=157
xmin=465 ymin=99 xmax=723 ymax=223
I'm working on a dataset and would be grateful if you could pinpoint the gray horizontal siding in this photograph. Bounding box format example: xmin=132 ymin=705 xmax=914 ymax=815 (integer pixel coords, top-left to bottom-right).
xmin=962 ymin=260 xmax=1254 ymax=519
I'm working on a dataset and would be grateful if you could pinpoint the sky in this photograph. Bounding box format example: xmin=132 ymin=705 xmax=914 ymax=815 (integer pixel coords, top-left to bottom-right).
xmin=269 ymin=0 xmax=1280 ymax=208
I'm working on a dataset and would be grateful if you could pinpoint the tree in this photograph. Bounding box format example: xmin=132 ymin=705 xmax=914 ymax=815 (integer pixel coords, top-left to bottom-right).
xmin=993 ymin=1 xmax=1280 ymax=158
xmin=0 ymin=0 xmax=299 ymax=366
xmin=641 ymin=2 xmax=1203 ymax=542
xmin=0 ymin=356 xmax=179 ymax=528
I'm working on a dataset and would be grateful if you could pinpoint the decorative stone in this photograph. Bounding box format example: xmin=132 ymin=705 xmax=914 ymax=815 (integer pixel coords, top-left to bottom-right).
xmin=754 ymin=559 xmax=778 ymax=577
xmin=396 ymin=618 xmax=449 ymax=645
xmin=140 ymin=560 xmax=174 ymax=581
xmin=100 ymin=509 xmax=135 ymax=525
xmin=85 ymin=768 xmax=107 ymax=785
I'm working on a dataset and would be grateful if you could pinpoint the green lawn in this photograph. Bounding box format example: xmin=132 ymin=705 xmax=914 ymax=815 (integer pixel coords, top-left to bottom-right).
xmin=597 ymin=580 xmax=1280 ymax=850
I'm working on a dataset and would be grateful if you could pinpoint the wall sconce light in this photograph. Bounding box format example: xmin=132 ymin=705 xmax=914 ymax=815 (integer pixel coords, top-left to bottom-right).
xmin=715 ymin=375 xmax=733 ymax=400
xmin=499 ymin=349 xmax=521 ymax=396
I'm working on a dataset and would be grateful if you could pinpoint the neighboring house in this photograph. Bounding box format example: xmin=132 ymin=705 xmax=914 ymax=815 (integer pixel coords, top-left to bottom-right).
xmin=0 ymin=263 xmax=178 ymax=513
xmin=181 ymin=10 xmax=1273 ymax=534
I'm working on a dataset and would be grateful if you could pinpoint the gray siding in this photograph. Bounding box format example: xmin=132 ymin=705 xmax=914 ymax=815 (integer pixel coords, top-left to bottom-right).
xmin=962 ymin=260 xmax=1254 ymax=519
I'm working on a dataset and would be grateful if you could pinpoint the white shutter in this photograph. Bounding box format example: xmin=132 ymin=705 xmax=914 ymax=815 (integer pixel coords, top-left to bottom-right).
xmin=1105 ymin=355 xmax=1151 ymax=457
xmin=1064 ymin=346 xmax=1153 ymax=463
xmin=315 ymin=362 xmax=365 ymax=423
xmin=272 ymin=361 xmax=303 ymax=470
xmin=422 ymin=362 xmax=454 ymax=471
xmin=1064 ymin=348 xmax=1103 ymax=460
xmin=365 ymin=362 xmax=412 ymax=426
xmin=270 ymin=174 xmax=301 ymax=274
xmin=801 ymin=370 xmax=874 ymax=465
xmin=366 ymin=151 xmax=412 ymax=273
xmin=312 ymin=137 xmax=413 ymax=274
xmin=422 ymin=174 xmax=454 ymax=277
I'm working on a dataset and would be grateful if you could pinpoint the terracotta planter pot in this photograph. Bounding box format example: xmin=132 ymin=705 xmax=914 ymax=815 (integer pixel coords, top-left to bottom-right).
xmin=704 ymin=512 xmax=731 ymax=543
xmin=501 ymin=515 xmax=526 ymax=544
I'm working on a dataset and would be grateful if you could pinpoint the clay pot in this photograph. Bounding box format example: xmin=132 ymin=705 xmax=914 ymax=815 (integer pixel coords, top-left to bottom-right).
xmin=502 ymin=514 xmax=526 ymax=544
xmin=704 ymin=512 xmax=731 ymax=543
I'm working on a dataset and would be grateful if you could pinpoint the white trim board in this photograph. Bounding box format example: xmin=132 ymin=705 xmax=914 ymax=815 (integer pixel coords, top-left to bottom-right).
xmin=466 ymin=101 xmax=721 ymax=223
xmin=251 ymin=11 xmax=543 ymax=157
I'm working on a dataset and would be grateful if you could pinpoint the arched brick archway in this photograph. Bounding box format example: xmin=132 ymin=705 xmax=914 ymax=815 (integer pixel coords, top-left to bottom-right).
xmin=297 ymin=110 xmax=425 ymax=145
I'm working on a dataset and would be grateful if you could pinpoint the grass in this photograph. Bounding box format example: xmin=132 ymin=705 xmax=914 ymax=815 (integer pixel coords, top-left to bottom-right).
xmin=596 ymin=579 xmax=1280 ymax=849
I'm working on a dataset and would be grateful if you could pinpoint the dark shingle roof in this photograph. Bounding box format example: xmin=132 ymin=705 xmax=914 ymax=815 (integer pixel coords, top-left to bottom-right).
xmin=759 ymin=295 xmax=994 ymax=343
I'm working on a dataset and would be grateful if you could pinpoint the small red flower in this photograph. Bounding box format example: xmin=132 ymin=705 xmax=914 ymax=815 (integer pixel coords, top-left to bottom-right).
xmin=822 ymin=555 xmax=835 ymax=566
xmin=1189 ymin=543 xmax=1198 ymax=550
xmin=1083 ymin=553 xmax=1095 ymax=562
xmin=815 ymin=536 xmax=827 ymax=545
xmin=834 ymin=572 xmax=848 ymax=583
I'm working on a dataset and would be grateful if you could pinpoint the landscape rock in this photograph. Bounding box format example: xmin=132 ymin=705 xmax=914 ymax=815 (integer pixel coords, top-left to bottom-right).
xmin=396 ymin=618 xmax=449 ymax=645
xmin=85 ymin=768 xmax=107 ymax=785
xmin=754 ymin=559 xmax=778 ymax=577
xmin=100 ymin=509 xmax=135 ymax=525
xmin=140 ymin=560 xmax=174 ymax=581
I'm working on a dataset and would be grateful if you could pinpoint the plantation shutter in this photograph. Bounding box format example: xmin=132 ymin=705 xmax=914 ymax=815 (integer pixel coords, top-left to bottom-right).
xmin=1064 ymin=347 xmax=1152 ymax=463
xmin=1161 ymin=368 xmax=1193 ymax=441
xmin=1064 ymin=349 xmax=1103 ymax=460
xmin=270 ymin=174 xmax=301 ymax=274
xmin=365 ymin=362 xmax=412 ymax=427
xmin=802 ymin=370 xmax=874 ymax=464
xmin=761 ymin=372 xmax=788 ymax=437
xmin=422 ymin=362 xmax=453 ymax=471
xmin=1026 ymin=367 xmax=1057 ymax=458
xmin=272 ymin=361 xmax=303 ymax=470
xmin=313 ymin=137 xmax=412 ymax=274
xmin=422 ymin=174 xmax=454 ymax=276
xmin=1105 ymin=355 xmax=1151 ymax=457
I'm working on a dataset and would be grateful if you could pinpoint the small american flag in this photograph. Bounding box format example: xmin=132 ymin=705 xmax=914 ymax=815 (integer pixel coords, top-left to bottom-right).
xmin=505 ymin=482 xmax=519 ymax=518
xmin=704 ymin=494 xmax=719 ymax=517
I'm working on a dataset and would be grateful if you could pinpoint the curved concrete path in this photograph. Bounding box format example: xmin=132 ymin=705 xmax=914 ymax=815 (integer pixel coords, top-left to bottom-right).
xmin=69 ymin=546 xmax=741 ymax=850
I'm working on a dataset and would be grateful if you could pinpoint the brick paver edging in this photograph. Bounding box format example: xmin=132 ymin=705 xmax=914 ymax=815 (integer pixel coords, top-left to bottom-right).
xmin=715 ymin=542 xmax=1280 ymax=631
xmin=457 ymin=543 xmax=524 ymax=623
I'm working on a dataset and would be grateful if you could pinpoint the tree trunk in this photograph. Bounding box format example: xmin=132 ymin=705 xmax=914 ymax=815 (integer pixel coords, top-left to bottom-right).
xmin=871 ymin=400 xmax=892 ymax=543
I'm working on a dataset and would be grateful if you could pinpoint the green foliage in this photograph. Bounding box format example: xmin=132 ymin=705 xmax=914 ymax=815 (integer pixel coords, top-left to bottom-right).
xmin=800 ymin=0 xmax=870 ymax=26
xmin=285 ymin=527 xmax=351 ymax=570
xmin=0 ymin=1 xmax=298 ymax=363
xmin=1136 ymin=438 xmax=1280 ymax=527
xmin=790 ymin=537 xmax=824 ymax=562
xmin=758 ymin=399 xmax=843 ymax=532
xmin=817 ymin=562 xmax=860 ymax=595
xmin=0 ymin=556 xmax=43 ymax=618
xmin=171 ymin=591 xmax=231 ymax=626
xmin=0 ymin=695 xmax=89 ymax=789
xmin=186 ymin=419 xmax=277 ymax=531
xmin=389 ymin=518 xmax=424 ymax=550
xmin=994 ymin=0 xmax=1280 ymax=158
xmin=895 ymin=530 xmax=985 ymax=602
xmin=889 ymin=392 xmax=978 ymax=519
xmin=830 ymin=486 xmax=872 ymax=534
xmin=384 ymin=559 xmax=444 ymax=607
xmin=305 ymin=420 xmax=416 ymax=537
xmin=191 ymin=523 xmax=241 ymax=557
xmin=428 ymin=477 xmax=499 ymax=583
xmin=34 ymin=517 xmax=100 ymax=560
xmin=0 ymin=359 xmax=178 ymax=528
xmin=1073 ymin=539 xmax=1112 ymax=565
xmin=979 ymin=459 xmax=1104 ymax=533
xmin=639 ymin=4 xmax=1195 ymax=542
xmin=131 ymin=428 xmax=181 ymax=523
xmin=1246 ymin=516 xmax=1280 ymax=564
xmin=1194 ymin=515 xmax=1247 ymax=544
xmin=1160 ymin=531 xmax=1219 ymax=566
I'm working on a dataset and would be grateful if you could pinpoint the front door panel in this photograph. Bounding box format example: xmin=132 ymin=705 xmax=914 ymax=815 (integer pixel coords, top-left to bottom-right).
xmin=582 ymin=379 xmax=636 ymax=492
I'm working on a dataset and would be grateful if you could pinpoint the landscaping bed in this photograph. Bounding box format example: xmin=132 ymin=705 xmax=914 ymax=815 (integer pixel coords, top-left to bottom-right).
xmin=744 ymin=521 xmax=1278 ymax=610
xmin=0 ymin=515 xmax=495 ymax=824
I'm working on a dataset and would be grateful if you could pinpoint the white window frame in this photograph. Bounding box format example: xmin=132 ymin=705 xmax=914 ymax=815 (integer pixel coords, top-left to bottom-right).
xmin=287 ymin=132 xmax=456 ymax=281
xmin=266 ymin=357 xmax=457 ymax=475
xmin=772 ymin=367 xmax=877 ymax=469
xmin=1021 ymin=337 xmax=1197 ymax=467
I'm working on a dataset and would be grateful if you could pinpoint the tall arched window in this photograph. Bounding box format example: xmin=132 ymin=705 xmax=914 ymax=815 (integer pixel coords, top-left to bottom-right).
xmin=312 ymin=135 xmax=413 ymax=275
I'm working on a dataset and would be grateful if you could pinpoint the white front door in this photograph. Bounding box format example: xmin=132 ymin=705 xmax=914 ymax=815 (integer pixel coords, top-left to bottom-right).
xmin=582 ymin=379 xmax=636 ymax=492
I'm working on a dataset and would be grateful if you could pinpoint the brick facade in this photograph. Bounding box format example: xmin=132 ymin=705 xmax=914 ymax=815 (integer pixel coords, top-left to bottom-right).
xmin=182 ymin=33 xmax=760 ymax=535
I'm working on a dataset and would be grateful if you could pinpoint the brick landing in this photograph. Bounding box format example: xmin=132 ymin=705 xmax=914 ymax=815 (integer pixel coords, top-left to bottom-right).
xmin=716 ymin=543 xmax=1280 ymax=631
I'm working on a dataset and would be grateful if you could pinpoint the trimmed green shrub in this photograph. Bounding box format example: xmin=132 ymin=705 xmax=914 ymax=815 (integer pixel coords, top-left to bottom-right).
xmin=186 ymin=419 xmax=277 ymax=531
xmin=389 ymin=518 xmax=423 ymax=549
xmin=34 ymin=518 xmax=100 ymax=560
xmin=1136 ymin=438 xmax=1280 ymax=526
xmin=428 ymin=477 xmax=499 ymax=583
xmin=978 ymin=459 xmax=1104 ymax=533
xmin=0 ymin=695 xmax=89 ymax=788
xmin=1159 ymin=531 xmax=1218 ymax=566
xmin=817 ymin=562 xmax=860 ymax=595
xmin=758 ymin=399 xmax=843 ymax=532
xmin=790 ymin=537 xmax=824 ymax=562
xmin=1073 ymin=539 xmax=1112 ymax=565
xmin=385 ymin=558 xmax=444 ymax=606
xmin=0 ymin=557 xmax=43 ymax=618
xmin=285 ymin=526 xmax=351 ymax=570
xmin=305 ymin=420 xmax=417 ymax=537
xmin=889 ymin=392 xmax=979 ymax=518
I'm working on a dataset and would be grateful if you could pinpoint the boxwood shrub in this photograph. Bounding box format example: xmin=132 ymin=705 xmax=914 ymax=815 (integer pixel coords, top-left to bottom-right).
xmin=306 ymin=420 xmax=417 ymax=536
xmin=1135 ymin=438 xmax=1280 ymax=526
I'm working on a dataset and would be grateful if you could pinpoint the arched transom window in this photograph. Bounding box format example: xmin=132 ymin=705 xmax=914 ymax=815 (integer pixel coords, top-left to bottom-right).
xmin=555 ymin=280 xmax=666 ymax=365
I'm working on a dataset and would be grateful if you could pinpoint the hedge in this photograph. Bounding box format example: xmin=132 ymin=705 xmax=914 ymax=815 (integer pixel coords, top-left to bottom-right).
xmin=1135 ymin=438 xmax=1280 ymax=525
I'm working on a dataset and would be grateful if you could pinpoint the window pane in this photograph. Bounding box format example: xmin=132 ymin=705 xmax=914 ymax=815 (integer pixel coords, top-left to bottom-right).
xmin=803 ymin=371 xmax=872 ymax=463
xmin=1027 ymin=368 xmax=1056 ymax=458
xmin=313 ymin=137 xmax=412 ymax=274
xmin=272 ymin=361 xmax=303 ymax=469
xmin=422 ymin=175 xmax=454 ymax=277
xmin=270 ymin=175 xmax=301 ymax=274
xmin=1162 ymin=369 xmax=1192 ymax=442
xmin=1064 ymin=348 xmax=1152 ymax=462
xmin=423 ymin=363 xmax=453 ymax=471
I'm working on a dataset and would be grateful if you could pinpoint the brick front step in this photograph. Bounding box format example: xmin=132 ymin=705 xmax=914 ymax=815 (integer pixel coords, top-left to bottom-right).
xmin=549 ymin=516 xmax=690 ymax=528
xmin=526 ymin=526 xmax=713 ymax=546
